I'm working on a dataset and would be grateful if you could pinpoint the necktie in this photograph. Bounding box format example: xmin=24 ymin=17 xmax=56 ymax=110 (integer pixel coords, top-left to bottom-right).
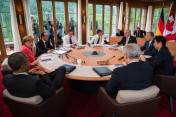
xmin=97 ymin=37 xmax=100 ymax=44
xmin=69 ymin=37 xmax=72 ymax=44
xmin=125 ymin=37 xmax=129 ymax=45
xmin=146 ymin=42 xmax=149 ymax=51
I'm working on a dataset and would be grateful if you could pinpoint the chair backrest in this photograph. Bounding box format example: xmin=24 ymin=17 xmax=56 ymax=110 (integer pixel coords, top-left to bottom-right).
xmin=3 ymin=89 xmax=43 ymax=105
xmin=1 ymin=58 xmax=13 ymax=76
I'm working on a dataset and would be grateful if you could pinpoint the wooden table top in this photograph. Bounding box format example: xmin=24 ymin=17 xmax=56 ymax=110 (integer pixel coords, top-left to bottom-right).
xmin=38 ymin=47 xmax=126 ymax=81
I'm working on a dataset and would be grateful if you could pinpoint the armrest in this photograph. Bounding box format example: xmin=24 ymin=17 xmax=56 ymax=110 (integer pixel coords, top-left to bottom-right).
xmin=97 ymin=87 xmax=118 ymax=117
xmin=153 ymin=75 xmax=176 ymax=97
xmin=38 ymin=87 xmax=68 ymax=108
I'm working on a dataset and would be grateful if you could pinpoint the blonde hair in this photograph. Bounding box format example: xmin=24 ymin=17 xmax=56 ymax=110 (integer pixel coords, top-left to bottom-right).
xmin=23 ymin=35 xmax=34 ymax=44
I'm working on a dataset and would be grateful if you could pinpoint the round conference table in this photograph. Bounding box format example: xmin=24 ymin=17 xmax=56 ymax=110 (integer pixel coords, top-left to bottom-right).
xmin=38 ymin=46 xmax=145 ymax=93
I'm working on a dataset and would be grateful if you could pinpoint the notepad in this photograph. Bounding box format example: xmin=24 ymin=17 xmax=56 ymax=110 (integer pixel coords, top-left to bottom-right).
xmin=53 ymin=50 xmax=67 ymax=55
xmin=93 ymin=67 xmax=112 ymax=77
xmin=40 ymin=55 xmax=52 ymax=61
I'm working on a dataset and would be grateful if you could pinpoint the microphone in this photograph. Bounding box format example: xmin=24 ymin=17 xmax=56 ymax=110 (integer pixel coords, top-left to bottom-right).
xmin=106 ymin=56 xmax=115 ymax=62
xmin=118 ymin=56 xmax=124 ymax=61
xmin=65 ymin=54 xmax=77 ymax=60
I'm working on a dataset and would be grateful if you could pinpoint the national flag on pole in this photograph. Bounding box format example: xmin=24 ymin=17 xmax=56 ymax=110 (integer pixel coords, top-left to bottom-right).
xmin=163 ymin=5 xmax=176 ymax=41
xmin=156 ymin=8 xmax=165 ymax=36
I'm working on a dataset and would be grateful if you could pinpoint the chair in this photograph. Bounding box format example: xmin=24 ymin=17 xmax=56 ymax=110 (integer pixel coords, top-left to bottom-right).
xmin=1 ymin=58 xmax=13 ymax=76
xmin=153 ymin=74 xmax=176 ymax=112
xmin=3 ymin=87 xmax=68 ymax=117
xmin=97 ymin=87 xmax=160 ymax=117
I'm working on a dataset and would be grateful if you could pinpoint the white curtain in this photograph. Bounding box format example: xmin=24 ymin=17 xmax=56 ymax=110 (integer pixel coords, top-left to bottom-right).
xmin=118 ymin=2 xmax=123 ymax=30
xmin=145 ymin=6 xmax=153 ymax=32
xmin=141 ymin=9 xmax=147 ymax=30
xmin=78 ymin=0 xmax=82 ymax=45
xmin=125 ymin=3 xmax=128 ymax=30
xmin=22 ymin=0 xmax=33 ymax=37
xmin=10 ymin=0 xmax=22 ymax=52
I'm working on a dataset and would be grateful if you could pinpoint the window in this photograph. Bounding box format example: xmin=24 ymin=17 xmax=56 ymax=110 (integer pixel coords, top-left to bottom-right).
xmin=41 ymin=1 xmax=55 ymax=46
xmin=55 ymin=2 xmax=65 ymax=38
xmin=152 ymin=8 xmax=170 ymax=34
xmin=104 ymin=5 xmax=110 ymax=37
xmin=135 ymin=8 xmax=140 ymax=29
xmin=88 ymin=4 xmax=93 ymax=36
xmin=96 ymin=5 xmax=102 ymax=30
xmin=129 ymin=8 xmax=135 ymax=34
xmin=0 ymin=0 xmax=14 ymax=55
xmin=111 ymin=6 xmax=119 ymax=35
xmin=68 ymin=2 xmax=77 ymax=37
xmin=29 ymin=0 xmax=40 ymax=43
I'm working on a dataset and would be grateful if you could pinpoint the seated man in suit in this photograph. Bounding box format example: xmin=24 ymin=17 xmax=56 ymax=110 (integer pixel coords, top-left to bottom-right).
xmin=3 ymin=52 xmax=66 ymax=98
xmin=134 ymin=27 xmax=146 ymax=38
xmin=114 ymin=29 xmax=137 ymax=47
xmin=116 ymin=29 xmax=124 ymax=36
xmin=63 ymin=29 xmax=78 ymax=47
xmin=88 ymin=29 xmax=105 ymax=45
xmin=141 ymin=32 xmax=158 ymax=57
xmin=145 ymin=36 xmax=173 ymax=75
xmin=36 ymin=32 xmax=54 ymax=57
xmin=105 ymin=44 xmax=153 ymax=98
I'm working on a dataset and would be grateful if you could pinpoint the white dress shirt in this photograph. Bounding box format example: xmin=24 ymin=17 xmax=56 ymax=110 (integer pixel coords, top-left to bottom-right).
xmin=90 ymin=35 xmax=105 ymax=45
xmin=125 ymin=36 xmax=130 ymax=45
xmin=63 ymin=35 xmax=78 ymax=47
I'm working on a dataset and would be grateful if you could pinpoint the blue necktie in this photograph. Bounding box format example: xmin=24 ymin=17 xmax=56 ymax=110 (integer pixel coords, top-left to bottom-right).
xmin=146 ymin=42 xmax=149 ymax=51
xmin=69 ymin=37 xmax=72 ymax=44
xmin=97 ymin=37 xmax=100 ymax=44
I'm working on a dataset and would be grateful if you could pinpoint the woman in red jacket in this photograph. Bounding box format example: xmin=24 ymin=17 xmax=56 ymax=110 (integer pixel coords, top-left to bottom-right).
xmin=20 ymin=36 xmax=38 ymax=69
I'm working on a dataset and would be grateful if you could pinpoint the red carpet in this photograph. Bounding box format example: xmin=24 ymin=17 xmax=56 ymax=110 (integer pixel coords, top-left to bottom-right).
xmin=0 ymin=64 xmax=176 ymax=117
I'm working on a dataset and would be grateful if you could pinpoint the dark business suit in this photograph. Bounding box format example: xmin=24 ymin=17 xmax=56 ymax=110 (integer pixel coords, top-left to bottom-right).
xmin=3 ymin=67 xmax=66 ymax=98
xmin=141 ymin=40 xmax=158 ymax=57
xmin=145 ymin=46 xmax=173 ymax=75
xmin=116 ymin=31 xmax=124 ymax=36
xmin=105 ymin=62 xmax=153 ymax=99
xmin=134 ymin=30 xmax=146 ymax=38
xmin=118 ymin=36 xmax=137 ymax=46
xmin=36 ymin=39 xmax=53 ymax=57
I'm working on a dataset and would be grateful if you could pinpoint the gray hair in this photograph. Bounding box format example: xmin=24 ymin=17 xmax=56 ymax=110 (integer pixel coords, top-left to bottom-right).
xmin=122 ymin=44 xmax=140 ymax=59
xmin=125 ymin=29 xmax=131 ymax=34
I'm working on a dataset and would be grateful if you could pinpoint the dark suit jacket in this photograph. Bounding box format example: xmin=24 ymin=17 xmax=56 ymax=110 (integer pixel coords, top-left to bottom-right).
xmin=118 ymin=36 xmax=137 ymax=46
xmin=141 ymin=40 xmax=158 ymax=57
xmin=116 ymin=31 xmax=124 ymax=36
xmin=36 ymin=39 xmax=53 ymax=57
xmin=145 ymin=46 xmax=173 ymax=75
xmin=105 ymin=62 xmax=153 ymax=98
xmin=134 ymin=30 xmax=146 ymax=38
xmin=3 ymin=74 xmax=56 ymax=98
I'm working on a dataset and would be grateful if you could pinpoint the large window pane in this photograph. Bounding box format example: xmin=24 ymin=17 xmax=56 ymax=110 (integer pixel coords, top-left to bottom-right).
xmin=130 ymin=8 xmax=135 ymax=34
xmin=163 ymin=8 xmax=170 ymax=26
xmin=96 ymin=5 xmax=102 ymax=30
xmin=152 ymin=8 xmax=161 ymax=33
xmin=104 ymin=5 xmax=110 ymax=36
xmin=55 ymin=2 xmax=65 ymax=38
xmin=68 ymin=2 xmax=77 ymax=37
xmin=112 ymin=6 xmax=118 ymax=35
xmin=0 ymin=0 xmax=14 ymax=55
xmin=29 ymin=0 xmax=40 ymax=43
xmin=42 ymin=1 xmax=55 ymax=47
xmin=135 ymin=8 xmax=140 ymax=29
xmin=88 ymin=4 xmax=93 ymax=36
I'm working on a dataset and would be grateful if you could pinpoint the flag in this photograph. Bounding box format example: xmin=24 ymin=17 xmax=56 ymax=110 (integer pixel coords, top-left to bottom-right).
xmin=163 ymin=5 xmax=176 ymax=41
xmin=156 ymin=8 xmax=164 ymax=36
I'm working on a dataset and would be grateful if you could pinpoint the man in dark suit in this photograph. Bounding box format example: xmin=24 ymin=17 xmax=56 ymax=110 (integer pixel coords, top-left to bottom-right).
xmin=116 ymin=29 xmax=124 ymax=36
xmin=141 ymin=32 xmax=158 ymax=57
xmin=115 ymin=29 xmax=137 ymax=47
xmin=145 ymin=36 xmax=173 ymax=75
xmin=3 ymin=52 xmax=66 ymax=98
xmin=134 ymin=27 xmax=146 ymax=38
xmin=106 ymin=44 xmax=153 ymax=98
xmin=36 ymin=32 xmax=54 ymax=57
